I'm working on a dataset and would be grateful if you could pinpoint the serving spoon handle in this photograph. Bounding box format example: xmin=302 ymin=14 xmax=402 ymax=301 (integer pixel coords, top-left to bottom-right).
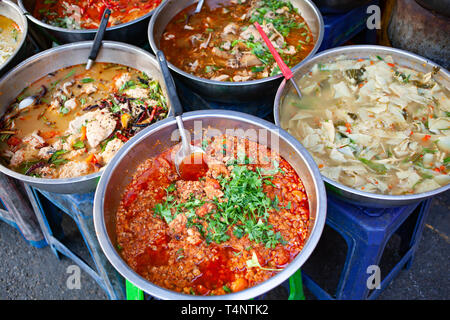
xmin=86 ymin=8 xmax=111 ymax=70
xmin=156 ymin=50 xmax=191 ymax=157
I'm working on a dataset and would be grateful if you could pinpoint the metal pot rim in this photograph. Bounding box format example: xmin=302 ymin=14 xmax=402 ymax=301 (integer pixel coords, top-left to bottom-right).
xmin=17 ymin=0 xmax=158 ymax=34
xmin=0 ymin=0 xmax=28 ymax=72
xmin=273 ymin=44 xmax=450 ymax=204
xmin=93 ymin=109 xmax=327 ymax=300
xmin=148 ymin=0 xmax=324 ymax=87
xmin=0 ymin=40 xmax=166 ymax=188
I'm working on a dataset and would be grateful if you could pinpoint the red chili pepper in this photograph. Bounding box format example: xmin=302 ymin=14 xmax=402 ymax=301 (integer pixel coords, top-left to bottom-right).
xmin=422 ymin=134 xmax=431 ymax=142
xmin=7 ymin=136 xmax=21 ymax=147
xmin=148 ymin=107 xmax=157 ymax=122
xmin=116 ymin=132 xmax=129 ymax=143
xmin=387 ymin=63 xmax=395 ymax=68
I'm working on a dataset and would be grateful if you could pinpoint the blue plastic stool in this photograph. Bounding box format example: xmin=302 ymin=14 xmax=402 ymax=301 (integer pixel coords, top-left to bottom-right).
xmin=302 ymin=195 xmax=432 ymax=300
xmin=24 ymin=186 xmax=126 ymax=300
xmin=319 ymin=0 xmax=379 ymax=52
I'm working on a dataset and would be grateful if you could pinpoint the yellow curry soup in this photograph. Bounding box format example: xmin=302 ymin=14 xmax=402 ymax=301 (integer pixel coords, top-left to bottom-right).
xmin=0 ymin=63 xmax=168 ymax=179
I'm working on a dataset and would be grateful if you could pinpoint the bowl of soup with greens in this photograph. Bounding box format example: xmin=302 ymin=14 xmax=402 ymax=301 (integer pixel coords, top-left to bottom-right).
xmin=275 ymin=45 xmax=450 ymax=207
xmin=0 ymin=41 xmax=170 ymax=194
xmin=19 ymin=0 xmax=163 ymax=45
xmin=149 ymin=0 xmax=323 ymax=103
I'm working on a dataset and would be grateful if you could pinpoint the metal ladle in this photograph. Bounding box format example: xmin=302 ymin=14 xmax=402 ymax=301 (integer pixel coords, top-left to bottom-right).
xmin=156 ymin=50 xmax=206 ymax=177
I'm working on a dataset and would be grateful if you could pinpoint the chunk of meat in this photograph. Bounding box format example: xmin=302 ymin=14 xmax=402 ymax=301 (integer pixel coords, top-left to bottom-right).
xmin=239 ymin=25 xmax=262 ymax=42
xmin=85 ymin=111 xmax=117 ymax=148
xmin=223 ymin=22 xmax=239 ymax=35
xmin=211 ymin=74 xmax=230 ymax=81
xmin=125 ymin=87 xmax=149 ymax=99
xmin=82 ymin=83 xmax=97 ymax=95
xmin=168 ymin=213 xmax=187 ymax=236
xmin=64 ymin=98 xmax=77 ymax=111
xmin=22 ymin=131 xmax=46 ymax=149
xmin=38 ymin=146 xmax=56 ymax=160
xmin=114 ymin=73 xmax=131 ymax=90
xmin=239 ymin=53 xmax=262 ymax=67
xmin=9 ymin=149 xmax=24 ymax=167
xmin=203 ymin=177 xmax=224 ymax=200
xmin=212 ymin=47 xmax=233 ymax=59
xmin=195 ymin=202 xmax=216 ymax=217
xmin=68 ymin=109 xmax=116 ymax=148
xmin=58 ymin=161 xmax=90 ymax=178
xmin=100 ymin=138 xmax=124 ymax=165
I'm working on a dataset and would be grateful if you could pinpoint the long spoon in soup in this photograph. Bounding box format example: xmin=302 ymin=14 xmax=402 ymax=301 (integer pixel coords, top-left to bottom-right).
xmin=156 ymin=50 xmax=208 ymax=181
xmin=254 ymin=22 xmax=302 ymax=98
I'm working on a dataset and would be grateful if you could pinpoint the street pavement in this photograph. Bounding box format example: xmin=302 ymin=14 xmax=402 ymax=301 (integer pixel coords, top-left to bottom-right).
xmin=0 ymin=191 xmax=448 ymax=300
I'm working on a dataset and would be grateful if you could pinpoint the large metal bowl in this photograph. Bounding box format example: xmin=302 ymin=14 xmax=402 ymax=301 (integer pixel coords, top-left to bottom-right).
xmin=18 ymin=0 xmax=161 ymax=45
xmin=0 ymin=0 xmax=28 ymax=76
xmin=274 ymin=45 xmax=450 ymax=208
xmin=148 ymin=0 xmax=324 ymax=104
xmin=93 ymin=110 xmax=327 ymax=300
xmin=0 ymin=41 xmax=170 ymax=194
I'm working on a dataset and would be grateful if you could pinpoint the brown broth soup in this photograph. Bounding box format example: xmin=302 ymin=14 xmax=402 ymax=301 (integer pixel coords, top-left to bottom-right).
xmin=116 ymin=134 xmax=310 ymax=295
xmin=33 ymin=0 xmax=162 ymax=29
xmin=280 ymin=56 xmax=450 ymax=195
xmin=0 ymin=63 xmax=168 ymax=179
xmin=160 ymin=0 xmax=315 ymax=82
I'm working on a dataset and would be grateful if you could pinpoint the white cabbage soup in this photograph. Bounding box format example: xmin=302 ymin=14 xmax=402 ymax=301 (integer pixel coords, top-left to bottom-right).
xmin=280 ymin=55 xmax=450 ymax=195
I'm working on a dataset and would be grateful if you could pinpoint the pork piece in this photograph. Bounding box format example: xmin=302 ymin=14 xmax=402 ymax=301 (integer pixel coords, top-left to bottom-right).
xmin=124 ymin=87 xmax=149 ymax=99
xmin=203 ymin=177 xmax=224 ymax=200
xmin=82 ymin=83 xmax=97 ymax=95
xmin=64 ymin=98 xmax=78 ymax=111
xmin=223 ymin=22 xmax=239 ymax=36
xmin=186 ymin=228 xmax=202 ymax=245
xmin=239 ymin=25 xmax=262 ymax=42
xmin=168 ymin=213 xmax=187 ymax=236
xmin=195 ymin=202 xmax=216 ymax=217
xmin=114 ymin=73 xmax=131 ymax=90
xmin=212 ymin=47 xmax=233 ymax=59
xmin=38 ymin=146 xmax=56 ymax=160
xmin=9 ymin=149 xmax=24 ymax=167
xmin=22 ymin=131 xmax=46 ymax=149
xmin=100 ymin=138 xmax=124 ymax=165
xmin=211 ymin=74 xmax=230 ymax=81
xmin=68 ymin=109 xmax=116 ymax=148
xmin=239 ymin=53 xmax=262 ymax=67
xmin=58 ymin=161 xmax=90 ymax=178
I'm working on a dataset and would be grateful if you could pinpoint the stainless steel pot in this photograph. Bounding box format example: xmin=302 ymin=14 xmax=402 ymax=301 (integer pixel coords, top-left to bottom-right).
xmin=148 ymin=0 xmax=324 ymax=104
xmin=18 ymin=0 xmax=161 ymax=45
xmin=0 ymin=41 xmax=170 ymax=194
xmin=93 ymin=110 xmax=327 ymax=300
xmin=0 ymin=0 xmax=28 ymax=76
xmin=274 ymin=45 xmax=450 ymax=208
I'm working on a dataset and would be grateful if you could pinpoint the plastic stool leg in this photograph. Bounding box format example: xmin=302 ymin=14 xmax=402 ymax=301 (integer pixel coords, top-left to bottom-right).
xmin=288 ymin=269 xmax=305 ymax=300
xmin=126 ymin=280 xmax=144 ymax=300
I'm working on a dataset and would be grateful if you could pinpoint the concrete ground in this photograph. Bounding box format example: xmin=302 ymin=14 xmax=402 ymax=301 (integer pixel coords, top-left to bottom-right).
xmin=0 ymin=190 xmax=448 ymax=300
